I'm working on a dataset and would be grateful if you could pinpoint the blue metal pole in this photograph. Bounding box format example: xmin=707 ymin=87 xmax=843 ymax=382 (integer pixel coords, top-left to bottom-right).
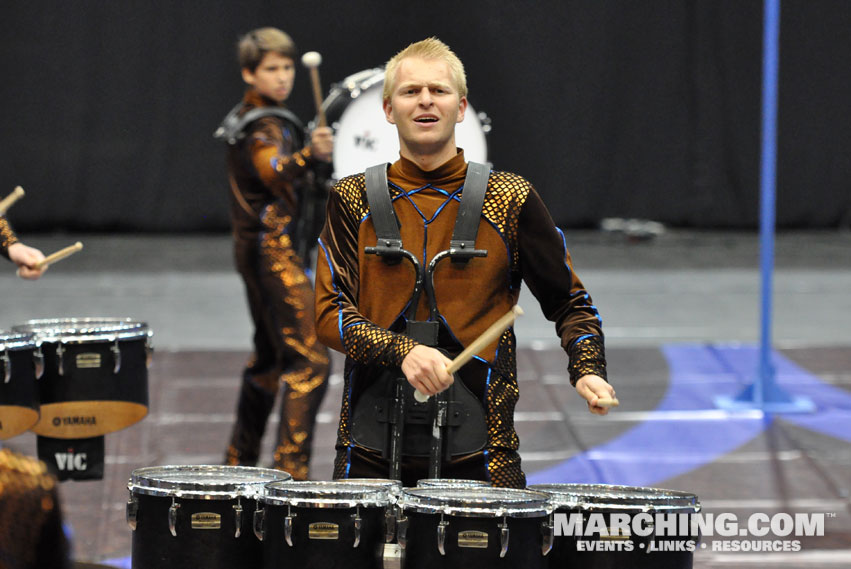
xmin=758 ymin=0 xmax=781 ymax=407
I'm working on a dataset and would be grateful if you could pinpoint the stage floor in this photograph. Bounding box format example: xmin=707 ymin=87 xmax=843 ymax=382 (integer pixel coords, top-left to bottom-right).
xmin=2 ymin=229 xmax=850 ymax=567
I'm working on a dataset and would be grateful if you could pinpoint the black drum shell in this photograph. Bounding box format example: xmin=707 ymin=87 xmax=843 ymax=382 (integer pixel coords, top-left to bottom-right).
xmin=261 ymin=503 xmax=385 ymax=569
xmin=0 ymin=345 xmax=40 ymax=439
xmin=131 ymin=493 xmax=261 ymax=569
xmin=33 ymin=337 xmax=148 ymax=437
xmin=548 ymin=505 xmax=696 ymax=569
xmin=403 ymin=511 xmax=549 ymax=569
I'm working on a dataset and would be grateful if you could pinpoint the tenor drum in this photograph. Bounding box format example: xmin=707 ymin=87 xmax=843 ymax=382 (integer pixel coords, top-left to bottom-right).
xmin=127 ymin=465 xmax=291 ymax=569
xmin=12 ymin=318 xmax=152 ymax=438
xmin=529 ymin=483 xmax=701 ymax=569
xmin=257 ymin=480 xmax=392 ymax=569
xmin=0 ymin=331 xmax=41 ymax=439
xmin=322 ymin=68 xmax=490 ymax=178
xmin=397 ymin=486 xmax=553 ymax=569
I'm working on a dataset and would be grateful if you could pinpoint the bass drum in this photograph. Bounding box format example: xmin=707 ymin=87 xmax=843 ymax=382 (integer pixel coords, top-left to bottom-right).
xmin=322 ymin=68 xmax=490 ymax=179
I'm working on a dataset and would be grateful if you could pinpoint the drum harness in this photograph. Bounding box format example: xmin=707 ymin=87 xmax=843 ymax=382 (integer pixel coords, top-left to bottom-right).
xmin=351 ymin=162 xmax=491 ymax=480
xmin=215 ymin=103 xmax=330 ymax=262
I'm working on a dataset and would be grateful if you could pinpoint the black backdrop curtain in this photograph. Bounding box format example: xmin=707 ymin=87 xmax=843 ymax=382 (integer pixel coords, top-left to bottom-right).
xmin=2 ymin=0 xmax=850 ymax=232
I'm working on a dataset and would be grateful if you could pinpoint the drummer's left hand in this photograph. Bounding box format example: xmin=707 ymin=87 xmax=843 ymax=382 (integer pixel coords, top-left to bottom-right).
xmin=575 ymin=374 xmax=615 ymax=416
xmin=8 ymin=242 xmax=46 ymax=280
xmin=309 ymin=126 xmax=334 ymax=162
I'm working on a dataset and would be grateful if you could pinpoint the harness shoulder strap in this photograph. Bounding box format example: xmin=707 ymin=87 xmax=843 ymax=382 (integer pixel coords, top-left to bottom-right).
xmin=214 ymin=104 xmax=305 ymax=146
xmin=450 ymin=161 xmax=490 ymax=263
xmin=364 ymin=163 xmax=404 ymax=261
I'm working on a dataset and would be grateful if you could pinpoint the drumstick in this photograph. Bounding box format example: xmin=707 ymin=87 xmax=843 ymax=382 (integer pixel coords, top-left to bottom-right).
xmin=35 ymin=241 xmax=83 ymax=269
xmin=301 ymin=51 xmax=327 ymax=127
xmin=595 ymin=397 xmax=620 ymax=408
xmin=414 ymin=305 xmax=524 ymax=403
xmin=0 ymin=186 xmax=25 ymax=216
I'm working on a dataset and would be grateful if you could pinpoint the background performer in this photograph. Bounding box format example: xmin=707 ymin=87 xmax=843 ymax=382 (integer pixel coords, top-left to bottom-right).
xmin=222 ymin=27 xmax=331 ymax=479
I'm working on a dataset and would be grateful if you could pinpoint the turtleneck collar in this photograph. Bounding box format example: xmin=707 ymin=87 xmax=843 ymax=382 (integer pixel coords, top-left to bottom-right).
xmin=243 ymin=87 xmax=284 ymax=109
xmin=389 ymin=149 xmax=468 ymax=190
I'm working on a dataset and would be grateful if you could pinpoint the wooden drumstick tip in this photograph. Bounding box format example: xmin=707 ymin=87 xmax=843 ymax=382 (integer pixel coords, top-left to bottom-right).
xmin=0 ymin=186 xmax=26 ymax=215
xmin=595 ymin=397 xmax=620 ymax=408
xmin=301 ymin=51 xmax=322 ymax=68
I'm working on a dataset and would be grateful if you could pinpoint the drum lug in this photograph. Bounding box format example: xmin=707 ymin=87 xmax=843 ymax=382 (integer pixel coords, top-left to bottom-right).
xmin=437 ymin=513 xmax=448 ymax=556
xmin=541 ymin=515 xmax=554 ymax=556
xmin=397 ymin=513 xmax=408 ymax=550
xmin=384 ymin=507 xmax=396 ymax=543
xmin=499 ymin=517 xmax=509 ymax=558
xmin=233 ymin=498 xmax=243 ymax=538
xmin=112 ymin=339 xmax=122 ymax=374
xmin=168 ymin=498 xmax=180 ymax=537
xmin=352 ymin=506 xmax=362 ymax=548
xmin=145 ymin=332 xmax=154 ymax=369
xmin=285 ymin=505 xmax=297 ymax=547
xmin=33 ymin=345 xmax=44 ymax=380
xmin=253 ymin=505 xmax=265 ymax=541
xmin=126 ymin=494 xmax=139 ymax=531
xmin=2 ymin=349 xmax=9 ymax=384
xmin=57 ymin=343 xmax=65 ymax=376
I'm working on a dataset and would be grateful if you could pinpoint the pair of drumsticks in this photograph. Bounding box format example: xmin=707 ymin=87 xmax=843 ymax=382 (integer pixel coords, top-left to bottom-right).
xmin=1 ymin=186 xmax=84 ymax=273
xmin=414 ymin=305 xmax=620 ymax=408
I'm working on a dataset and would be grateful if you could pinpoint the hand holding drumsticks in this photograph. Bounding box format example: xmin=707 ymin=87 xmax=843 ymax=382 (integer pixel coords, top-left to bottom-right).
xmin=406 ymin=306 xmax=524 ymax=403
xmin=14 ymin=241 xmax=83 ymax=279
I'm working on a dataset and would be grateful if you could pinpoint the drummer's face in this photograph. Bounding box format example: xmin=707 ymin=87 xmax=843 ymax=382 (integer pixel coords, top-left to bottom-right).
xmin=384 ymin=57 xmax=467 ymax=160
xmin=242 ymin=52 xmax=295 ymax=103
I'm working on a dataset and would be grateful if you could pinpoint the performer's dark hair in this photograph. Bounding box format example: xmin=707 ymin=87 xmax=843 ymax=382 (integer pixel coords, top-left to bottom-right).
xmin=238 ymin=27 xmax=297 ymax=71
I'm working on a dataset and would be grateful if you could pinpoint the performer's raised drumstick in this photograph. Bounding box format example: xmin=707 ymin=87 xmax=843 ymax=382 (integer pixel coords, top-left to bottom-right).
xmin=595 ymin=397 xmax=620 ymax=408
xmin=35 ymin=241 xmax=83 ymax=270
xmin=301 ymin=51 xmax=327 ymax=127
xmin=0 ymin=186 xmax=25 ymax=216
xmin=414 ymin=305 xmax=524 ymax=403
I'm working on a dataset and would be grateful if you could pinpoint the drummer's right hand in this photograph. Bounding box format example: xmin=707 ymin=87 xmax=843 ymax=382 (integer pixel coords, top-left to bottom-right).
xmin=310 ymin=126 xmax=334 ymax=162
xmin=402 ymin=345 xmax=453 ymax=397
xmin=8 ymin=242 xmax=46 ymax=280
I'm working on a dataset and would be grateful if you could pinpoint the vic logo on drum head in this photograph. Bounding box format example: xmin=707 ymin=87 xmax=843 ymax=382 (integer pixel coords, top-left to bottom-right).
xmin=354 ymin=132 xmax=377 ymax=150
xmin=55 ymin=450 xmax=87 ymax=471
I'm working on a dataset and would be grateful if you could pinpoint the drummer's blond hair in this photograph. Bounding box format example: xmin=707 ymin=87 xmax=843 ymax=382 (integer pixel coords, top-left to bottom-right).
xmin=383 ymin=37 xmax=467 ymax=101
xmin=238 ymin=27 xmax=297 ymax=71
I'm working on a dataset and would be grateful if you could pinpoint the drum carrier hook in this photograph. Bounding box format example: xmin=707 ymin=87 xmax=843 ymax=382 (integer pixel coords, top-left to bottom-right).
xmin=363 ymin=162 xmax=489 ymax=480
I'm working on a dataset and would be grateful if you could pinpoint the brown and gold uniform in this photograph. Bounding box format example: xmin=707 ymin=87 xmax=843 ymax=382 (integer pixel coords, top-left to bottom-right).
xmin=0 ymin=448 xmax=70 ymax=569
xmin=0 ymin=217 xmax=19 ymax=260
xmin=224 ymin=88 xmax=329 ymax=479
xmin=315 ymin=151 xmax=606 ymax=487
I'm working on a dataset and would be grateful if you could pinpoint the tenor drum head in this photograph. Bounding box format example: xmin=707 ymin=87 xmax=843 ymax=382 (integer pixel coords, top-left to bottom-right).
xmin=416 ymin=478 xmax=491 ymax=488
xmin=261 ymin=480 xmax=391 ymax=508
xmin=13 ymin=317 xmax=150 ymax=343
xmin=129 ymin=465 xmax=291 ymax=499
xmin=528 ymin=483 xmax=700 ymax=512
xmin=335 ymin=477 xmax=403 ymax=497
xmin=400 ymin=487 xmax=551 ymax=518
xmin=324 ymin=68 xmax=489 ymax=179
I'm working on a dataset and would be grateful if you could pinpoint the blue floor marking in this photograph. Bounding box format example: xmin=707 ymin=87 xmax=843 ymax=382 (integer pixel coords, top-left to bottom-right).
xmin=527 ymin=344 xmax=851 ymax=487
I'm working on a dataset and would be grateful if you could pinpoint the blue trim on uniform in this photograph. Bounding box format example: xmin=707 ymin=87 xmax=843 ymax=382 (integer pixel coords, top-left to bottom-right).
xmin=317 ymin=237 xmax=346 ymax=346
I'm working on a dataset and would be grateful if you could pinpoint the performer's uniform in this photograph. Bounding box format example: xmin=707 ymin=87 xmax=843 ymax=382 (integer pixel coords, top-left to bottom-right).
xmin=315 ymin=151 xmax=606 ymax=487
xmin=224 ymin=89 xmax=330 ymax=480
xmin=0 ymin=216 xmax=19 ymax=260
xmin=0 ymin=448 xmax=71 ymax=569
